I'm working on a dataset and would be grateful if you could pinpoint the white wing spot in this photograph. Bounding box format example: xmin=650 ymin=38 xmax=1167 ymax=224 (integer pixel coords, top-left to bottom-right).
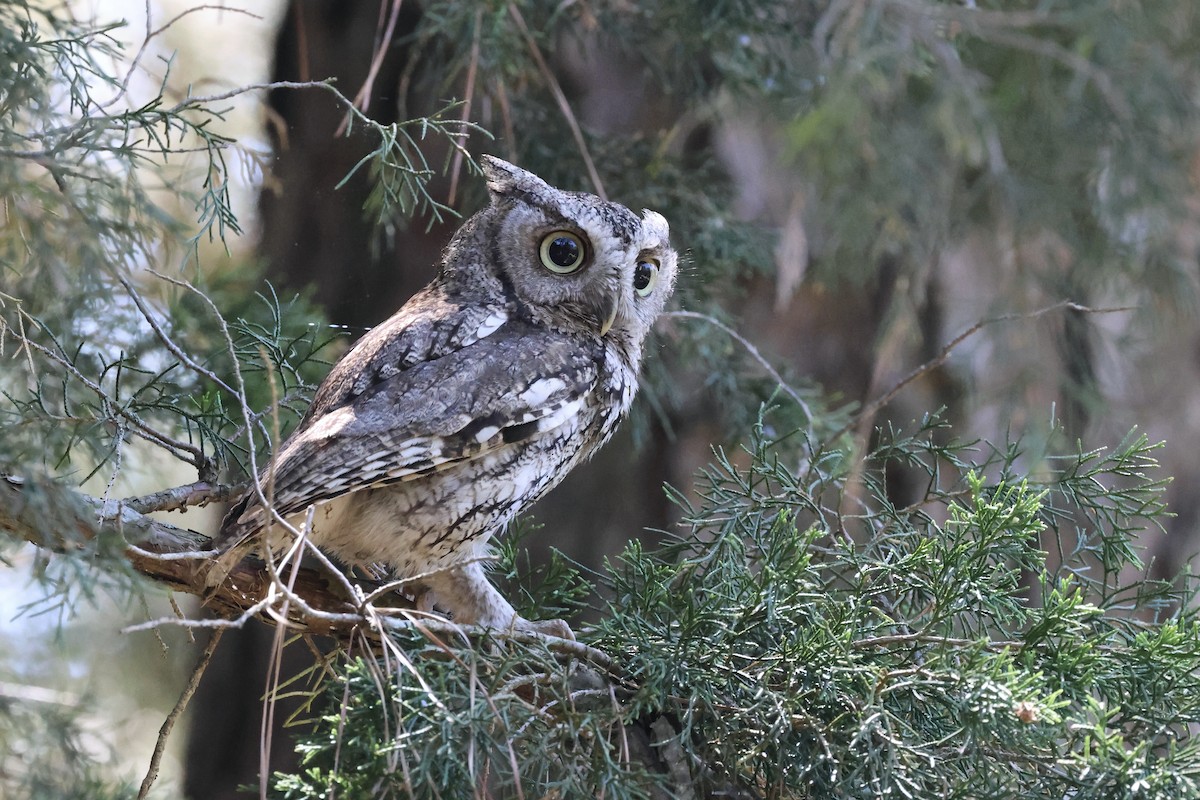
xmin=474 ymin=425 xmax=500 ymax=443
xmin=536 ymin=396 xmax=585 ymax=432
xmin=396 ymin=441 xmax=431 ymax=461
xmin=306 ymin=407 xmax=356 ymax=440
xmin=475 ymin=309 xmax=508 ymax=339
xmin=519 ymin=377 xmax=566 ymax=407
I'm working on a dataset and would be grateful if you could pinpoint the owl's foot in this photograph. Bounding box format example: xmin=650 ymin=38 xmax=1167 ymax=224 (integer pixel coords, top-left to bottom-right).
xmin=515 ymin=616 xmax=575 ymax=641
xmin=421 ymin=562 xmax=574 ymax=640
xmin=411 ymin=585 xmax=438 ymax=614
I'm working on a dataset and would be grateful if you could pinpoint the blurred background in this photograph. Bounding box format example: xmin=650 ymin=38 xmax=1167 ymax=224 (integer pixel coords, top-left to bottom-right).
xmin=4 ymin=1 xmax=1199 ymax=796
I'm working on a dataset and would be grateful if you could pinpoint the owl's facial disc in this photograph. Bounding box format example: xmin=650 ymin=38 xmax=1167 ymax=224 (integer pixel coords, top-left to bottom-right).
xmin=531 ymin=225 xmax=623 ymax=337
xmin=566 ymin=265 xmax=619 ymax=337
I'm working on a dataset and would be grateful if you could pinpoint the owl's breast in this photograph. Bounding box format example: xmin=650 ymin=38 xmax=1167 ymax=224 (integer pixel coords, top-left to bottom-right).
xmin=305 ymin=365 xmax=628 ymax=574
xmin=594 ymin=342 xmax=638 ymax=438
xmin=273 ymin=330 xmax=641 ymax=577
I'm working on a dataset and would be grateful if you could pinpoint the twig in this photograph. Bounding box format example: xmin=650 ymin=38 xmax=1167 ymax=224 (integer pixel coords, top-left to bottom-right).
xmin=260 ymin=508 xmax=312 ymax=800
xmin=851 ymin=632 xmax=1023 ymax=651
xmin=122 ymin=598 xmax=275 ymax=634
xmin=117 ymin=274 xmax=238 ymax=397
xmin=101 ymin=423 xmax=128 ymax=508
xmin=106 ymin=3 xmax=263 ymax=111
xmin=120 ymin=480 xmax=237 ymax=515
xmin=161 ymin=81 xmax=368 ymax=130
xmin=336 ymin=0 xmax=405 ymax=137
xmin=663 ymin=310 xmax=813 ymax=422
xmin=830 ymin=300 xmax=1134 ymax=442
xmin=4 ymin=309 xmax=211 ymax=471
xmin=507 ymin=3 xmax=606 ymax=200
xmin=493 ymin=79 xmax=518 ymax=161
xmin=380 ymin=617 xmax=614 ymax=671
xmin=447 ymin=6 xmax=484 ymax=207
xmin=359 ymin=555 xmax=496 ymax=605
xmin=136 ymin=629 xmax=225 ymax=800
xmin=143 ymin=267 xmax=267 ymax=513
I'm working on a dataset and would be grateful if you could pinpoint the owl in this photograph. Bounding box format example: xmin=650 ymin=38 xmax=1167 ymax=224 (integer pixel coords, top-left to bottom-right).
xmin=212 ymin=156 xmax=677 ymax=638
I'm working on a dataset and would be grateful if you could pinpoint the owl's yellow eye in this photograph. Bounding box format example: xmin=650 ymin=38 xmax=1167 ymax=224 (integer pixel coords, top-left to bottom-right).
xmin=633 ymin=259 xmax=659 ymax=297
xmin=539 ymin=231 xmax=586 ymax=274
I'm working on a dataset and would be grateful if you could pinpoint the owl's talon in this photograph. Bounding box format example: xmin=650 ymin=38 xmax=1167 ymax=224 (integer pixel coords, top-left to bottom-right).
xmin=518 ymin=617 xmax=575 ymax=641
xmin=413 ymin=587 xmax=437 ymax=615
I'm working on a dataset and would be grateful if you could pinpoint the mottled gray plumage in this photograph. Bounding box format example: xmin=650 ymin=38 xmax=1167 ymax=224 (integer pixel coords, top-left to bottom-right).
xmin=212 ymin=157 xmax=677 ymax=636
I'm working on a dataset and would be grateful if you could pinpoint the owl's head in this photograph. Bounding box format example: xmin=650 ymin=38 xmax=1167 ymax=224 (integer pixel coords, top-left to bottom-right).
xmin=468 ymin=155 xmax=677 ymax=359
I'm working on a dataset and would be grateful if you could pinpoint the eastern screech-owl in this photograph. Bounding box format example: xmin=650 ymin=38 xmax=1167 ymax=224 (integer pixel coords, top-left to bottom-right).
xmin=213 ymin=156 xmax=677 ymax=637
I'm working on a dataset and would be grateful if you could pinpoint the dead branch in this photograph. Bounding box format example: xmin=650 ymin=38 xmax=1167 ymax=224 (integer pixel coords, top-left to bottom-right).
xmin=0 ymin=473 xmax=396 ymax=635
xmin=0 ymin=473 xmax=611 ymax=666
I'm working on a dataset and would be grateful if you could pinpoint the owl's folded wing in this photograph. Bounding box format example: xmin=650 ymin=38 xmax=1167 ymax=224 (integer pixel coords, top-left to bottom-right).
xmin=223 ymin=322 xmax=603 ymax=538
xmin=294 ymin=287 xmax=513 ymax=432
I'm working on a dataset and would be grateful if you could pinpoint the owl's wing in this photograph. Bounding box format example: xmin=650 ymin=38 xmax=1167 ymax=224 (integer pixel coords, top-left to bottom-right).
xmin=223 ymin=319 xmax=602 ymax=538
xmin=294 ymin=285 xmax=512 ymax=431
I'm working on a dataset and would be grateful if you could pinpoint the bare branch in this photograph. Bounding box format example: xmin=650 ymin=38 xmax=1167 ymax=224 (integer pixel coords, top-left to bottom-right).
xmin=136 ymin=628 xmax=224 ymax=800
xmin=507 ymin=3 xmax=606 ymax=201
xmin=106 ymin=4 xmax=265 ymax=111
xmin=0 ymin=473 xmax=379 ymax=634
xmin=0 ymin=472 xmax=611 ymax=673
xmin=120 ymin=480 xmax=238 ymax=515
xmin=833 ymin=300 xmax=1135 ymax=442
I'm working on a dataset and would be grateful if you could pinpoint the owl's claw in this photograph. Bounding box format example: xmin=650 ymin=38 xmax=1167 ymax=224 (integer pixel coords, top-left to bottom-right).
xmin=412 ymin=586 xmax=438 ymax=614
xmin=415 ymin=562 xmax=576 ymax=641
xmin=516 ymin=616 xmax=575 ymax=641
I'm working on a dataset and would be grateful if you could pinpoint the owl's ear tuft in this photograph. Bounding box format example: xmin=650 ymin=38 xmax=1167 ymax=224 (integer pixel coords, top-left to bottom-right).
xmin=640 ymin=209 xmax=671 ymax=244
xmin=481 ymin=155 xmax=551 ymax=204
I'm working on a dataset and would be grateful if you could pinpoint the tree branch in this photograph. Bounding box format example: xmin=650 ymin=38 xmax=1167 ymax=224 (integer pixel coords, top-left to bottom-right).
xmin=0 ymin=474 xmax=615 ymax=667
xmin=0 ymin=473 xmax=396 ymax=635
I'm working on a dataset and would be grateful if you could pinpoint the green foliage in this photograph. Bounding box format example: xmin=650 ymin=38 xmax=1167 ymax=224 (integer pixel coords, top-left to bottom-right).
xmin=0 ymin=0 xmax=256 ymax=480
xmin=273 ymin=638 xmax=663 ymax=800
xmin=4 ymin=0 xmax=1200 ymax=798
xmin=495 ymin=516 xmax=594 ymax=622
xmin=353 ymin=100 xmax=490 ymax=236
xmin=0 ymin=2 xmax=473 ymax=486
xmin=0 ymin=689 xmax=137 ymax=800
xmin=785 ymin=1 xmax=1200 ymax=308
xmin=274 ymin=410 xmax=1198 ymax=798
xmin=175 ymin=283 xmax=345 ymax=479
xmin=589 ymin=414 xmax=1196 ymax=798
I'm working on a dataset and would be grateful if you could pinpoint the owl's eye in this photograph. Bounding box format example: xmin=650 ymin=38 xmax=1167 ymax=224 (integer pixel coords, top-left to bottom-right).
xmin=539 ymin=231 xmax=586 ymax=274
xmin=633 ymin=259 xmax=659 ymax=297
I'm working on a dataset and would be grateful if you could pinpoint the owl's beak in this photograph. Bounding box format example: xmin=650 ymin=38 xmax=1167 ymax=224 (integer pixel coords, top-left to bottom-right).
xmin=599 ymin=298 xmax=619 ymax=337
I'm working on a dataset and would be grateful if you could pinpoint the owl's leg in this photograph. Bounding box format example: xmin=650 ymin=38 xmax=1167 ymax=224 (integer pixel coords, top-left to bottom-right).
xmin=423 ymin=562 xmax=574 ymax=640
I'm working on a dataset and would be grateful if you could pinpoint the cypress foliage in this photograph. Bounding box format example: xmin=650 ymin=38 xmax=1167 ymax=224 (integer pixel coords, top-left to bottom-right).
xmin=2 ymin=2 xmax=1199 ymax=797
